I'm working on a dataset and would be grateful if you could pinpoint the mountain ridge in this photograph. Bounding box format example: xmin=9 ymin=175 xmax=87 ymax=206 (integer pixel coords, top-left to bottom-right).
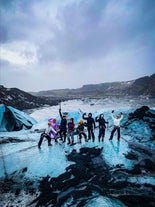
xmin=0 ymin=73 xmax=155 ymax=110
xmin=32 ymin=73 xmax=155 ymax=98
xmin=0 ymin=85 xmax=63 ymax=110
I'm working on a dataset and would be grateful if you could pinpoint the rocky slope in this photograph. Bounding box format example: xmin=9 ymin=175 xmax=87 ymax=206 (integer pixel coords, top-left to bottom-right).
xmin=34 ymin=73 xmax=155 ymax=98
xmin=0 ymin=85 xmax=62 ymax=110
xmin=1 ymin=74 xmax=154 ymax=110
xmin=1 ymin=145 xmax=154 ymax=207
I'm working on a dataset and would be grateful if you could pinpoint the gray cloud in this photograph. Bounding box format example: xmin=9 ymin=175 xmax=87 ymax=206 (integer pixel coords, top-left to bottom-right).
xmin=1 ymin=0 xmax=155 ymax=59
xmin=38 ymin=0 xmax=155 ymax=65
xmin=0 ymin=0 xmax=155 ymax=91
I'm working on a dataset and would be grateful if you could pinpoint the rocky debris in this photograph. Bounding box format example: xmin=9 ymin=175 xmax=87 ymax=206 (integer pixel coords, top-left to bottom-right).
xmin=118 ymin=195 xmax=155 ymax=207
xmin=128 ymin=106 xmax=150 ymax=120
xmin=0 ymin=85 xmax=61 ymax=110
xmin=34 ymin=73 xmax=155 ymax=98
xmin=0 ymin=146 xmax=155 ymax=206
xmin=0 ymin=137 xmax=29 ymax=144
xmin=0 ymin=167 xmax=37 ymax=195
xmin=128 ymin=106 xmax=155 ymax=123
xmin=0 ymin=167 xmax=40 ymax=207
xmin=124 ymin=142 xmax=155 ymax=174
xmin=123 ymin=106 xmax=155 ymax=140
xmin=123 ymin=151 xmax=138 ymax=160
xmin=27 ymin=147 xmax=155 ymax=207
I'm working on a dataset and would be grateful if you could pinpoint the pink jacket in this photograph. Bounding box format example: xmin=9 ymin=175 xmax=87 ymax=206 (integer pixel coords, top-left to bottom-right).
xmin=48 ymin=119 xmax=59 ymax=139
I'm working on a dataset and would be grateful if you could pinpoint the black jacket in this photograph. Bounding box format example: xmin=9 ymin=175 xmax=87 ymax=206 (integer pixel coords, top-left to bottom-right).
xmin=82 ymin=114 xmax=95 ymax=129
xmin=95 ymin=116 xmax=108 ymax=128
xmin=77 ymin=123 xmax=86 ymax=132
xmin=59 ymin=109 xmax=67 ymax=130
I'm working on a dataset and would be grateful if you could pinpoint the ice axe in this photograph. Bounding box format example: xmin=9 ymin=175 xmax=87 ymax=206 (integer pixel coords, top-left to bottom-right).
xmin=59 ymin=101 xmax=61 ymax=110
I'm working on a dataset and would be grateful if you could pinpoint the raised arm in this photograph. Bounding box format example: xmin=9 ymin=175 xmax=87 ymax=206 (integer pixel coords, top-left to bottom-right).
xmin=82 ymin=113 xmax=87 ymax=120
xmin=111 ymin=110 xmax=115 ymax=120
xmin=59 ymin=108 xmax=63 ymax=119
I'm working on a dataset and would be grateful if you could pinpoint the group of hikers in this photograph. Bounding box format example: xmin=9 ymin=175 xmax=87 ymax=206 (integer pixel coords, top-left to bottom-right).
xmin=38 ymin=108 xmax=123 ymax=149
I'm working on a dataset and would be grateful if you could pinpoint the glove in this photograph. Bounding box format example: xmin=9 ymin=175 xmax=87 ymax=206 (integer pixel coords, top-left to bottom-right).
xmin=112 ymin=110 xmax=114 ymax=113
xmin=83 ymin=112 xmax=86 ymax=115
xmin=121 ymin=112 xmax=123 ymax=115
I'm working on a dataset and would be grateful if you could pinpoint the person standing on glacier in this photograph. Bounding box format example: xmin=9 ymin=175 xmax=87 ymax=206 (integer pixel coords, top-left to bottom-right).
xmin=77 ymin=119 xmax=88 ymax=144
xmin=82 ymin=112 xmax=96 ymax=142
xmin=59 ymin=108 xmax=67 ymax=142
xmin=38 ymin=121 xmax=52 ymax=149
xmin=67 ymin=118 xmax=75 ymax=145
xmin=109 ymin=110 xmax=123 ymax=141
xmin=95 ymin=114 xmax=109 ymax=142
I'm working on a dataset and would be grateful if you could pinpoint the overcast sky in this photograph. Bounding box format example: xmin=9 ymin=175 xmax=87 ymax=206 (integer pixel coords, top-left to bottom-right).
xmin=0 ymin=0 xmax=155 ymax=92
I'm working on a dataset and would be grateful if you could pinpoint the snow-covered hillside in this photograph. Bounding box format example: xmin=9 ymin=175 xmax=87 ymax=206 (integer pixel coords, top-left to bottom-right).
xmin=0 ymin=99 xmax=155 ymax=206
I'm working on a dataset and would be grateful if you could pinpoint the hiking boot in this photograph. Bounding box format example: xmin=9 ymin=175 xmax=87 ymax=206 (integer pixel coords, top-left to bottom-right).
xmin=70 ymin=141 xmax=74 ymax=146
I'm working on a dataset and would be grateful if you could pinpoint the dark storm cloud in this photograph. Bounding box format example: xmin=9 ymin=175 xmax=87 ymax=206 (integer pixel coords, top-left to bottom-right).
xmin=1 ymin=0 xmax=155 ymax=63
xmin=0 ymin=0 xmax=155 ymax=91
xmin=39 ymin=0 xmax=110 ymax=63
xmin=37 ymin=0 xmax=155 ymax=65
xmin=0 ymin=0 xmax=46 ymax=43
